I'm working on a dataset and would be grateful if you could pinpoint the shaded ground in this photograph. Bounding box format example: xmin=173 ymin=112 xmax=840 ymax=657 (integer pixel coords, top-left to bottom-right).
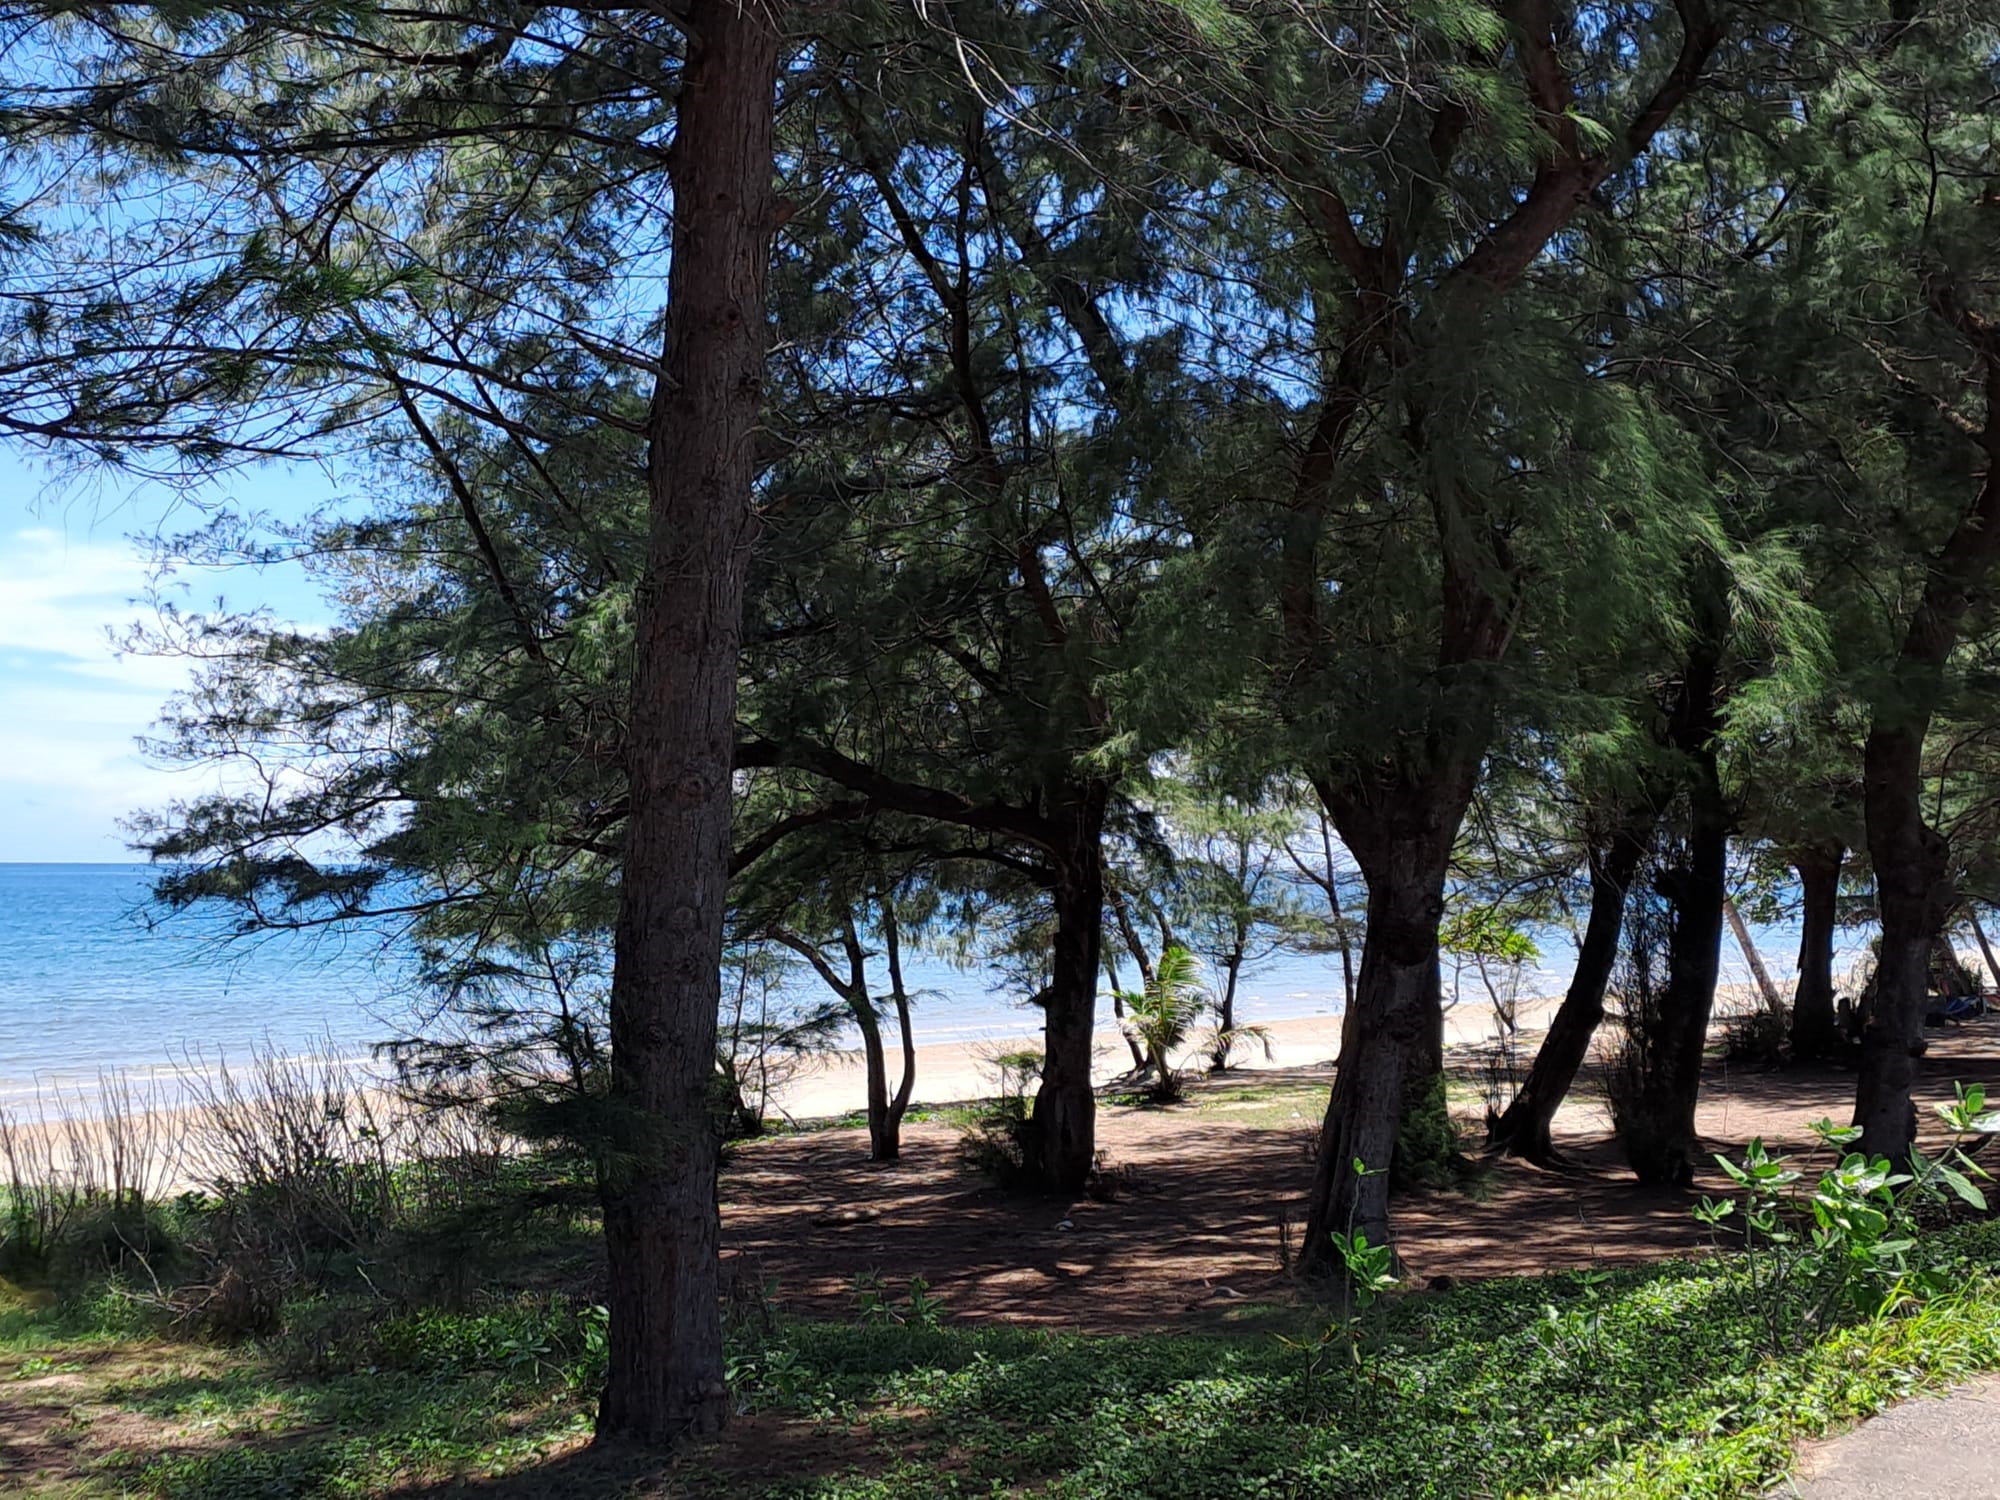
xmin=720 ymin=1027 xmax=2000 ymax=1331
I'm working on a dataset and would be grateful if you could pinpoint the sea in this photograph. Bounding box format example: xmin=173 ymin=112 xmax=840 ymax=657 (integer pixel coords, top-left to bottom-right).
xmin=0 ymin=863 xmax=1861 ymax=1112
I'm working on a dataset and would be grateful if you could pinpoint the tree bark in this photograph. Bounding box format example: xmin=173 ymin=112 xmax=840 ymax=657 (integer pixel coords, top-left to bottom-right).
xmin=597 ymin=0 xmax=779 ymax=1448
xmin=1610 ymin=611 xmax=1729 ymax=1187
xmin=852 ymin=981 xmax=895 ymax=1160
xmin=1299 ymin=868 xmax=1445 ymax=1265
xmin=1788 ymin=843 xmax=1845 ymax=1061
xmin=837 ymin=915 xmax=896 ymax=1161
xmin=1211 ymin=946 xmax=1244 ymax=1070
xmin=1027 ymin=787 xmax=1109 ymax=1194
xmin=881 ymin=891 xmax=916 ymax=1149
xmin=1488 ymin=810 xmax=1652 ymax=1163
xmin=1856 ymin=724 xmax=1950 ymax=1158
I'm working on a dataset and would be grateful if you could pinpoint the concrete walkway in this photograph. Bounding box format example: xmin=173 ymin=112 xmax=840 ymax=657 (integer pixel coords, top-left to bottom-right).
xmin=1785 ymin=1374 xmax=2000 ymax=1497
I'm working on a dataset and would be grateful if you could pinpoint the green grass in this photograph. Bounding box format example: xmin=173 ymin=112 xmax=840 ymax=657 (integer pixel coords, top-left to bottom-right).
xmin=7 ymin=1225 xmax=2000 ymax=1497
xmin=695 ymin=1238 xmax=2000 ymax=1499
xmin=751 ymin=1101 xmax=994 ymax=1139
xmin=1181 ymin=1080 xmax=1328 ymax=1128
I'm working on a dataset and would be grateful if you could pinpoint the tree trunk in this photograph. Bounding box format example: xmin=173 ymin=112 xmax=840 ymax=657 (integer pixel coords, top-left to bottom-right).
xmin=1027 ymin=788 xmax=1109 ymax=1194
xmin=849 ymin=977 xmax=896 ymax=1162
xmin=597 ymin=0 xmax=778 ymax=1448
xmin=1605 ymin=583 xmax=1729 ymax=1188
xmin=1789 ymin=843 xmax=1845 ymax=1061
xmin=1212 ymin=946 xmax=1244 ymax=1070
xmin=1724 ymin=897 xmax=1784 ymax=1017
xmin=1488 ymin=812 xmax=1651 ymax=1163
xmin=1298 ymin=783 xmax=1461 ymax=1273
xmin=882 ymin=892 xmax=916 ymax=1148
xmin=1856 ymin=724 xmax=1950 ymax=1158
xmin=1628 ymin=760 xmax=1727 ymax=1186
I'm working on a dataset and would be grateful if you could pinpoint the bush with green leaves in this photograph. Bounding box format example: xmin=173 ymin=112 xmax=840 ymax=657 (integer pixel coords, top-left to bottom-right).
xmin=1695 ymin=1082 xmax=2000 ymax=1351
xmin=1721 ymin=1006 xmax=1792 ymax=1068
xmin=850 ymin=1270 xmax=947 ymax=1328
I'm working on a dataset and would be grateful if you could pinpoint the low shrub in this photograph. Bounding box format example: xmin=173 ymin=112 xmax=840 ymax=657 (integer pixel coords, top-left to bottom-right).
xmin=1694 ymin=1081 xmax=2000 ymax=1352
xmin=1722 ymin=1006 xmax=1790 ymax=1067
xmin=1391 ymin=1071 xmax=1463 ymax=1190
xmin=954 ymin=1049 xmax=1043 ymax=1190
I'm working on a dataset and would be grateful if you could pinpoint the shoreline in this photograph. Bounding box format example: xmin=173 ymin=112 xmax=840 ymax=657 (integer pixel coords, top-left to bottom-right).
xmin=766 ymin=992 xmax=1572 ymax=1123
xmin=0 ymin=980 xmax=1799 ymax=1193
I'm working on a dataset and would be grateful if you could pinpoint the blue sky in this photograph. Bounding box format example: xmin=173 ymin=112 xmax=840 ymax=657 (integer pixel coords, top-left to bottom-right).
xmin=0 ymin=451 xmax=341 ymax=861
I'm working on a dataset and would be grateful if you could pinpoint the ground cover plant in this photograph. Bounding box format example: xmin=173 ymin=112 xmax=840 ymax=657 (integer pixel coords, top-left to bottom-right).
xmin=9 ymin=1223 xmax=2000 ymax=1499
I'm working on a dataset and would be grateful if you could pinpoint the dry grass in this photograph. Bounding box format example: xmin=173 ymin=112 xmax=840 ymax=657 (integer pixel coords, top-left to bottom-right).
xmin=0 ymin=1044 xmax=512 ymax=1308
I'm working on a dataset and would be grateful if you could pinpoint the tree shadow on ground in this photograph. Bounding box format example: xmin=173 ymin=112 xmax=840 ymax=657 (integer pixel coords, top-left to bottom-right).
xmin=720 ymin=1027 xmax=2000 ymax=1332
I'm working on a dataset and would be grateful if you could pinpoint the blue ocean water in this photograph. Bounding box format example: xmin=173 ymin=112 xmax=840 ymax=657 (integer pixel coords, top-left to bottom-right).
xmin=0 ymin=864 xmax=408 ymax=1105
xmin=0 ymin=864 xmax=1369 ymax=1095
xmin=0 ymin=864 xmax=1848 ymax=1107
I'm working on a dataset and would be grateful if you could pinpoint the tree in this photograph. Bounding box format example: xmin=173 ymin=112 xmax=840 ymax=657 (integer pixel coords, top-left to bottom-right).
xmin=1116 ymin=944 xmax=1211 ymax=1101
xmin=598 ymin=0 xmax=781 ymax=1438
xmin=734 ymin=5 xmax=1228 ymax=1193
xmin=742 ymin=838 xmax=926 ymax=1162
xmin=1678 ymin=3 xmax=2000 ymax=1157
xmin=1082 ymin=0 xmax=1729 ymax=1264
xmin=8 ymin=0 xmax=789 ymax=1444
xmin=1487 ymin=796 xmax=1656 ymax=1163
xmin=1114 ymin=782 xmax=1305 ymax=1070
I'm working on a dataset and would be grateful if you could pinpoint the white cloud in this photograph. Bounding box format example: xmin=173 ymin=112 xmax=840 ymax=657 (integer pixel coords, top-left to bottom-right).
xmin=0 ymin=527 xmax=244 ymax=859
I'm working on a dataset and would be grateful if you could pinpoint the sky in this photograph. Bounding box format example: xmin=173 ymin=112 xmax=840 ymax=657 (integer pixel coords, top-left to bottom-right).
xmin=0 ymin=452 xmax=342 ymax=861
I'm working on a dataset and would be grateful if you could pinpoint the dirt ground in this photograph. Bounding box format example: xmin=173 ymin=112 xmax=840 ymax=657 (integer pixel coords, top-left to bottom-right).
xmin=719 ymin=1028 xmax=2000 ymax=1332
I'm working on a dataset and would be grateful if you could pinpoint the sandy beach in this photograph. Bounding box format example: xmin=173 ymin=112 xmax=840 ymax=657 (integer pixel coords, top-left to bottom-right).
xmin=768 ymin=992 xmax=1571 ymax=1122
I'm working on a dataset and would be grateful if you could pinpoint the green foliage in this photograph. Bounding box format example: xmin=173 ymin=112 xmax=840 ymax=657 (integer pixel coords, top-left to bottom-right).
xmin=1695 ymin=1085 xmax=2000 ymax=1353
xmin=1116 ymin=945 xmax=1211 ymax=1101
xmin=13 ymin=1219 xmax=2000 ymax=1498
xmin=0 ymin=1187 xmax=187 ymax=1285
xmin=1280 ymin=1212 xmax=1404 ymax=1422
xmin=850 ymin=1271 xmax=947 ymax=1330
xmin=1391 ymin=1071 xmax=1464 ymax=1191
xmin=1439 ymin=909 xmax=1542 ymax=967
xmin=1720 ymin=1007 xmax=1792 ymax=1068
xmin=954 ymin=1051 xmax=1044 ymax=1189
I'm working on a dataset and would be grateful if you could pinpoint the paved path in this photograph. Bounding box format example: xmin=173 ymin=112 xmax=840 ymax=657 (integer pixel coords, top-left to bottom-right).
xmin=1786 ymin=1374 xmax=2000 ymax=1497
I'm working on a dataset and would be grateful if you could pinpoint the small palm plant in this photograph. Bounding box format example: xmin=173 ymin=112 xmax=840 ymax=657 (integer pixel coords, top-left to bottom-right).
xmin=1119 ymin=945 xmax=1211 ymax=1102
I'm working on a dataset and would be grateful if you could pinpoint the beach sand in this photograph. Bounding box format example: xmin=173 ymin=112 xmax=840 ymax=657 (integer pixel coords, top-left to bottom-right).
xmin=768 ymin=992 xmax=1569 ymax=1122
